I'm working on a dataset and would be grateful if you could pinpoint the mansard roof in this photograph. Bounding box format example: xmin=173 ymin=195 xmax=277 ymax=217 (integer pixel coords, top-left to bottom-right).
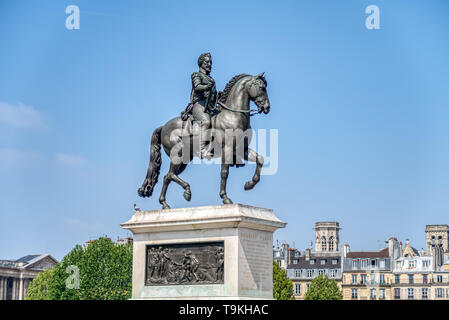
xmin=346 ymin=247 xmax=389 ymax=258
xmin=287 ymin=254 xmax=341 ymax=269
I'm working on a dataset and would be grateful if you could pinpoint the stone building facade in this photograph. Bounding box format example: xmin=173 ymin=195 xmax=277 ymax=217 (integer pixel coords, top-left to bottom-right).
xmin=391 ymin=229 xmax=449 ymax=300
xmin=341 ymin=241 xmax=396 ymax=300
xmin=0 ymin=254 xmax=58 ymax=300
xmin=281 ymin=223 xmax=449 ymax=300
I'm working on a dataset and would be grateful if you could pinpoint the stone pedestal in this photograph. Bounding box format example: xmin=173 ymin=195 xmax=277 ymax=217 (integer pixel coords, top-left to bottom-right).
xmin=121 ymin=204 xmax=286 ymax=300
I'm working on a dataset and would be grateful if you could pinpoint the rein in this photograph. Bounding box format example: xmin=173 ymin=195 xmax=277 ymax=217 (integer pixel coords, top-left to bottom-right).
xmin=217 ymin=100 xmax=260 ymax=116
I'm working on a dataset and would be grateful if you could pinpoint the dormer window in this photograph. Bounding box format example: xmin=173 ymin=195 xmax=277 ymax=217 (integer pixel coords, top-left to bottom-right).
xmin=310 ymin=259 xmax=315 ymax=265
xmin=321 ymin=259 xmax=326 ymax=265
xmin=361 ymin=259 xmax=368 ymax=268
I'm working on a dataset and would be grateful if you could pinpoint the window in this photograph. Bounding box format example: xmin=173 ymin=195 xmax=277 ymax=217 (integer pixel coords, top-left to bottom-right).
xmin=328 ymin=236 xmax=334 ymax=251
xmin=380 ymin=274 xmax=385 ymax=285
xmin=295 ymin=269 xmax=301 ymax=278
xmin=318 ymin=269 xmax=325 ymax=276
xmin=422 ymin=288 xmax=428 ymax=299
xmin=321 ymin=236 xmax=327 ymax=251
xmin=332 ymin=259 xmax=338 ymax=265
xmin=396 ymin=261 xmax=403 ymax=268
xmin=361 ymin=259 xmax=368 ymax=269
xmin=329 ymin=269 xmax=337 ymax=278
xmin=370 ymin=289 xmax=376 ymax=299
xmin=423 ymin=260 xmax=430 ymax=268
xmin=370 ymin=274 xmax=376 ymax=285
xmin=310 ymin=259 xmax=315 ymax=265
xmin=306 ymin=284 xmax=310 ymax=291
xmin=361 ymin=274 xmax=367 ymax=285
xmin=295 ymin=284 xmax=301 ymax=295
xmin=436 ymin=288 xmax=443 ymax=298
xmin=437 ymin=275 xmax=443 ymax=283
xmin=352 ymin=274 xmax=358 ymax=284
xmin=351 ymin=289 xmax=358 ymax=299
xmin=320 ymin=259 xmax=326 ymax=265
xmin=408 ymin=274 xmax=414 ymax=284
xmin=352 ymin=259 xmax=359 ymax=269
xmin=307 ymin=270 xmax=313 ymax=278
xmin=379 ymin=259 xmax=385 ymax=268
xmin=408 ymin=260 xmax=416 ymax=268
xmin=395 ymin=275 xmax=400 ymax=284
xmin=293 ymin=259 xmax=298 ymax=264
xmin=394 ymin=288 xmax=401 ymax=299
xmin=423 ymin=274 xmax=428 ymax=284
xmin=371 ymin=259 xmax=377 ymax=267
xmin=408 ymin=288 xmax=414 ymax=300
xmin=379 ymin=289 xmax=385 ymax=299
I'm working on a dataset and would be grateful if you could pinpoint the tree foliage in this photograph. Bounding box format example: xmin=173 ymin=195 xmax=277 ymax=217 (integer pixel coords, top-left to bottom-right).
xmin=26 ymin=237 xmax=133 ymax=300
xmin=273 ymin=261 xmax=294 ymax=300
xmin=304 ymin=274 xmax=343 ymax=300
xmin=25 ymin=268 xmax=53 ymax=300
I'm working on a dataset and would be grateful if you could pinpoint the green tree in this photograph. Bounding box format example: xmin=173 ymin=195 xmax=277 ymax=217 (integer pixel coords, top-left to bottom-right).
xmin=26 ymin=237 xmax=133 ymax=300
xmin=273 ymin=261 xmax=294 ymax=300
xmin=304 ymin=274 xmax=343 ymax=300
xmin=25 ymin=268 xmax=54 ymax=300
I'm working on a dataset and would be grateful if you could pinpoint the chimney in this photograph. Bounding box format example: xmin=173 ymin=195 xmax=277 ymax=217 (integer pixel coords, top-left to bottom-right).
xmin=305 ymin=248 xmax=311 ymax=261
xmin=343 ymin=244 xmax=350 ymax=258
xmin=387 ymin=237 xmax=400 ymax=259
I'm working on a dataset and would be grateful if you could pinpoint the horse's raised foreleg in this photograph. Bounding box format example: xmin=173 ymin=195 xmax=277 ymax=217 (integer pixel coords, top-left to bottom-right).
xmin=244 ymin=148 xmax=264 ymax=190
xmin=219 ymin=163 xmax=233 ymax=204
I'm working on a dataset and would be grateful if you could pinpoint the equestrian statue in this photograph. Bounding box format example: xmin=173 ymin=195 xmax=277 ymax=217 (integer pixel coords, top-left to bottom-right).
xmin=138 ymin=52 xmax=271 ymax=209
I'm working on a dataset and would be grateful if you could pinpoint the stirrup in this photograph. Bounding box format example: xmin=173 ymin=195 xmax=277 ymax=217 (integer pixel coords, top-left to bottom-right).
xmin=200 ymin=146 xmax=213 ymax=160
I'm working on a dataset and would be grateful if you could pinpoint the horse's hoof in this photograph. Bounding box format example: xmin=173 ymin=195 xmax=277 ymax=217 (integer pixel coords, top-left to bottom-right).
xmin=183 ymin=191 xmax=191 ymax=202
xmin=244 ymin=181 xmax=253 ymax=190
xmin=223 ymin=198 xmax=233 ymax=205
xmin=161 ymin=203 xmax=171 ymax=210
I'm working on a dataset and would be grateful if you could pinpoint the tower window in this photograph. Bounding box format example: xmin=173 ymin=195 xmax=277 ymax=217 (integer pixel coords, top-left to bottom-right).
xmin=328 ymin=236 xmax=334 ymax=251
xmin=321 ymin=236 xmax=327 ymax=251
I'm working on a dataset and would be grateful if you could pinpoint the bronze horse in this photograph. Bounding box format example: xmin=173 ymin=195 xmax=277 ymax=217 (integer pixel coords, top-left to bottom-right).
xmin=138 ymin=73 xmax=270 ymax=209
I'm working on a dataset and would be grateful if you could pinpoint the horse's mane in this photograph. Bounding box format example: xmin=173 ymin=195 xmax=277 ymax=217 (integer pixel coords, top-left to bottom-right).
xmin=218 ymin=73 xmax=250 ymax=104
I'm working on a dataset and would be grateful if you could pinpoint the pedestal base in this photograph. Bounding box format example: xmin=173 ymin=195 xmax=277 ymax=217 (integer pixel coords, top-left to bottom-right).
xmin=121 ymin=204 xmax=286 ymax=300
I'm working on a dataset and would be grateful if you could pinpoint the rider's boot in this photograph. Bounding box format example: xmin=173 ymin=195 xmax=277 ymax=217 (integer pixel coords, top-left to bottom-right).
xmin=199 ymin=123 xmax=213 ymax=160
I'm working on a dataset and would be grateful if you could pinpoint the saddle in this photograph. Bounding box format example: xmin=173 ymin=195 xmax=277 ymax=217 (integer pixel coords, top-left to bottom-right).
xmin=180 ymin=91 xmax=222 ymax=136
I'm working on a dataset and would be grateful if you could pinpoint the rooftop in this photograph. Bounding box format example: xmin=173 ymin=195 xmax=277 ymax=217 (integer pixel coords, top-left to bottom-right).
xmin=346 ymin=247 xmax=389 ymax=259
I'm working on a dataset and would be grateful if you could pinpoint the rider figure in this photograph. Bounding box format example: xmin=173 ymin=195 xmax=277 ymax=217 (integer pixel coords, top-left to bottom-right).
xmin=182 ymin=52 xmax=217 ymax=159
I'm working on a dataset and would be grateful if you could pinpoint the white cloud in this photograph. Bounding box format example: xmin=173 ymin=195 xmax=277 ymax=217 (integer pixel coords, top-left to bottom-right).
xmin=56 ymin=153 xmax=87 ymax=166
xmin=0 ymin=101 xmax=45 ymax=129
xmin=0 ymin=148 xmax=44 ymax=168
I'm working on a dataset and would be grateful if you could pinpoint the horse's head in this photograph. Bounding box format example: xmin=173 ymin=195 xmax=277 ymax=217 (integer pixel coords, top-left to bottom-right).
xmin=247 ymin=72 xmax=270 ymax=114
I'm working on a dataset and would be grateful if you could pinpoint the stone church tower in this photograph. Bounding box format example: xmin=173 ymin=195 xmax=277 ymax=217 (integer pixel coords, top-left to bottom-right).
xmin=314 ymin=222 xmax=340 ymax=253
xmin=425 ymin=225 xmax=449 ymax=267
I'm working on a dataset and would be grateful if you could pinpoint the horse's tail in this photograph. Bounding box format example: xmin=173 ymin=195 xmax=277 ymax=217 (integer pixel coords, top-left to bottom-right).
xmin=138 ymin=126 xmax=163 ymax=198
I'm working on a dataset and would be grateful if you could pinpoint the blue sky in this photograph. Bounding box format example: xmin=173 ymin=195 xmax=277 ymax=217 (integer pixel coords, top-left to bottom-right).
xmin=0 ymin=0 xmax=448 ymax=260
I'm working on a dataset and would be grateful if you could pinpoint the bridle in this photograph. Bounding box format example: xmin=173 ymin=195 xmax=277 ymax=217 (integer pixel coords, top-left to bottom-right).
xmin=216 ymin=100 xmax=261 ymax=116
